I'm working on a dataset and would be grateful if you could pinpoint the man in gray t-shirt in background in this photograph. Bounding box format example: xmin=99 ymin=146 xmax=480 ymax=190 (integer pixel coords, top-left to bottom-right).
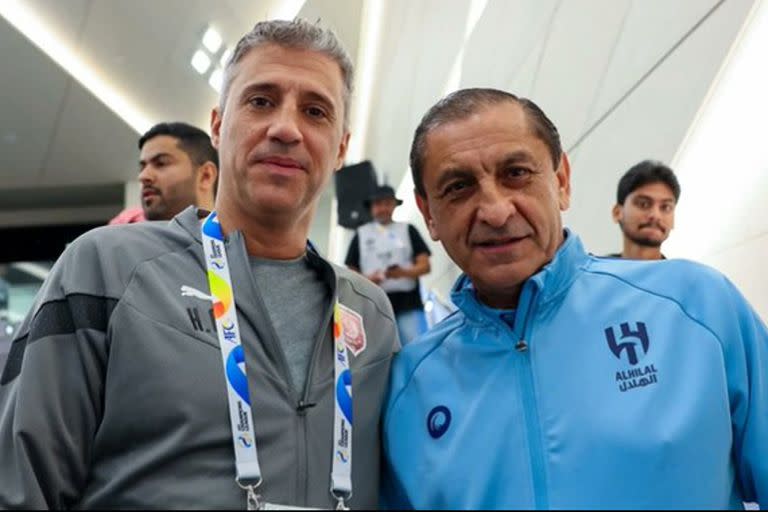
xmin=0 ymin=19 xmax=398 ymax=509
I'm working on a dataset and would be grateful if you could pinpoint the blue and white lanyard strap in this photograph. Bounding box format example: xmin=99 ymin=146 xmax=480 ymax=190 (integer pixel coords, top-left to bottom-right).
xmin=332 ymin=303 xmax=353 ymax=509
xmin=201 ymin=212 xmax=354 ymax=510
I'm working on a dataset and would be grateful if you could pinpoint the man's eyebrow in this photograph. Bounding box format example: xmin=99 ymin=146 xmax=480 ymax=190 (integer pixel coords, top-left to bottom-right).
xmin=633 ymin=194 xmax=675 ymax=203
xmin=238 ymin=82 xmax=281 ymax=100
xmin=239 ymin=82 xmax=337 ymax=113
xmin=139 ymin=152 xmax=171 ymax=166
xmin=303 ymin=90 xmax=337 ymax=114
xmin=497 ymin=150 xmax=537 ymax=168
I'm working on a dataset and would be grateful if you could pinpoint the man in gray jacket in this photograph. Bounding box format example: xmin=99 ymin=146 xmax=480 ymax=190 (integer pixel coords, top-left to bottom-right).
xmin=0 ymin=19 xmax=398 ymax=509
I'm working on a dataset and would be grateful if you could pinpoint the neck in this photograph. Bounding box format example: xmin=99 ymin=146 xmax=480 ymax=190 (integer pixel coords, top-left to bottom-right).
xmin=622 ymin=240 xmax=663 ymax=260
xmin=198 ymin=195 xmax=215 ymax=213
xmin=476 ymin=286 xmax=521 ymax=310
xmin=215 ymin=202 xmax=309 ymax=260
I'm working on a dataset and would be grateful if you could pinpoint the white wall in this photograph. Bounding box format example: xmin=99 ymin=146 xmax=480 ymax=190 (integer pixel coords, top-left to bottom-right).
xmin=666 ymin=0 xmax=768 ymax=321
xmin=393 ymin=0 xmax=758 ymax=307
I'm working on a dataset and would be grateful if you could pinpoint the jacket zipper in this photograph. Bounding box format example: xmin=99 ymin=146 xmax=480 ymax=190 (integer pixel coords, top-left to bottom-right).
xmin=296 ymin=277 xmax=337 ymax=505
xmin=515 ymin=283 xmax=548 ymax=509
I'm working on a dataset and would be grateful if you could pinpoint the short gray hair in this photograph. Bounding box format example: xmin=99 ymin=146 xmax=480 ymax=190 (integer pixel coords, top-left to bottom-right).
xmin=219 ymin=19 xmax=354 ymax=129
xmin=410 ymin=88 xmax=562 ymax=196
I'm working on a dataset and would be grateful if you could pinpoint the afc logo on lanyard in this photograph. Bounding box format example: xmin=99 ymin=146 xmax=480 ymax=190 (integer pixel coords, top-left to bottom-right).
xmin=337 ymin=304 xmax=366 ymax=356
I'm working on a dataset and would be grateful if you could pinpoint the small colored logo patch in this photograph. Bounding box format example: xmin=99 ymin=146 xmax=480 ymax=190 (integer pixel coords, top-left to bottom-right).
xmin=427 ymin=405 xmax=451 ymax=439
xmin=338 ymin=304 xmax=366 ymax=356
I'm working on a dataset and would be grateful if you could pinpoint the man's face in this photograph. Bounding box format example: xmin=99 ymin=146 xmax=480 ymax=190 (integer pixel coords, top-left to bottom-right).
xmin=612 ymin=182 xmax=676 ymax=247
xmin=371 ymin=197 xmax=397 ymax=224
xmin=211 ymin=44 xmax=349 ymax=222
xmin=139 ymin=135 xmax=199 ymax=220
xmin=416 ymin=102 xmax=571 ymax=309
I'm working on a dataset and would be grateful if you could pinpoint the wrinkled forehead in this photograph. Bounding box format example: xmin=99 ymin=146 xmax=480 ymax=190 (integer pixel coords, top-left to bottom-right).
xmin=226 ymin=44 xmax=347 ymax=115
xmin=424 ymin=107 xmax=548 ymax=172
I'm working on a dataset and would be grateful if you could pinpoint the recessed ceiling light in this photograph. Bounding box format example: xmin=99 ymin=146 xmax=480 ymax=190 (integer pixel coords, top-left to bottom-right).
xmin=191 ymin=50 xmax=211 ymax=75
xmin=209 ymin=68 xmax=223 ymax=92
xmin=202 ymin=27 xmax=222 ymax=54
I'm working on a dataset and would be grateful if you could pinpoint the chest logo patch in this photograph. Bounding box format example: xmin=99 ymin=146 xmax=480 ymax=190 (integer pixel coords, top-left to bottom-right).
xmin=605 ymin=321 xmax=659 ymax=392
xmin=605 ymin=321 xmax=649 ymax=365
xmin=338 ymin=304 xmax=366 ymax=356
xmin=427 ymin=405 xmax=451 ymax=439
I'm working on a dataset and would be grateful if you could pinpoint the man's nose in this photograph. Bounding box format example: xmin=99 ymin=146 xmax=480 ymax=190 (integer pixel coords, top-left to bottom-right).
xmin=476 ymin=188 xmax=516 ymax=228
xmin=266 ymin=105 xmax=303 ymax=145
xmin=648 ymin=205 xmax=664 ymax=221
xmin=138 ymin=166 xmax=153 ymax=185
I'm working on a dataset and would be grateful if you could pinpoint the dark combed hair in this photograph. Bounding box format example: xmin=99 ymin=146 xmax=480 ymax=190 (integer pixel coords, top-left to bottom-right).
xmin=410 ymin=88 xmax=562 ymax=196
xmin=616 ymin=160 xmax=680 ymax=205
xmin=139 ymin=122 xmax=219 ymax=194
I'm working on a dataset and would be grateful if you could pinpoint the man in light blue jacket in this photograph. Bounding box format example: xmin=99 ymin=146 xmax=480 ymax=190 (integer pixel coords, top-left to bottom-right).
xmin=382 ymin=88 xmax=768 ymax=509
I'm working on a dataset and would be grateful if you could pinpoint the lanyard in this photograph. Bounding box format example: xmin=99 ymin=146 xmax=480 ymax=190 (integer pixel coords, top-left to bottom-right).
xmin=201 ymin=212 xmax=353 ymax=510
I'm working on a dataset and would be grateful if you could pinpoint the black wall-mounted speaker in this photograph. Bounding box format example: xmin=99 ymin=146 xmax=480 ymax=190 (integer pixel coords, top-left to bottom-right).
xmin=334 ymin=160 xmax=378 ymax=229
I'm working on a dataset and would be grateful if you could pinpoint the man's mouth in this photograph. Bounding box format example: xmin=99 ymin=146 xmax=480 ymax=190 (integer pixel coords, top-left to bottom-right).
xmin=473 ymin=235 xmax=529 ymax=249
xmin=142 ymin=189 xmax=160 ymax=200
xmin=640 ymin=224 xmax=664 ymax=233
xmin=258 ymin=156 xmax=305 ymax=170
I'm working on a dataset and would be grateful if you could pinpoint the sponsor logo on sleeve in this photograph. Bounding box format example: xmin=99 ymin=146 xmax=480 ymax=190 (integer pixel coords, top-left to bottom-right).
xmin=338 ymin=304 xmax=366 ymax=356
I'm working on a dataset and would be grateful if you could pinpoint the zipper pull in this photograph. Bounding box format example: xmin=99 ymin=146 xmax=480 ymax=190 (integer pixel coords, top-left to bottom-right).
xmin=297 ymin=400 xmax=317 ymax=415
xmin=515 ymin=339 xmax=528 ymax=352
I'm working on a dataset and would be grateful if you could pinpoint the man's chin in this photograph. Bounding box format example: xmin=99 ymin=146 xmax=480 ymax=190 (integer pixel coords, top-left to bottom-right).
xmin=143 ymin=207 xmax=165 ymax=221
xmin=630 ymin=236 xmax=664 ymax=248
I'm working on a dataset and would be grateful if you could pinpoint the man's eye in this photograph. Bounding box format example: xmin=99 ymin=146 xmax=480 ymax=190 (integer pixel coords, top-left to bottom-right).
xmin=305 ymin=106 xmax=327 ymax=119
xmin=249 ymin=97 xmax=272 ymax=108
xmin=505 ymin=167 xmax=530 ymax=179
xmin=442 ymin=181 xmax=470 ymax=197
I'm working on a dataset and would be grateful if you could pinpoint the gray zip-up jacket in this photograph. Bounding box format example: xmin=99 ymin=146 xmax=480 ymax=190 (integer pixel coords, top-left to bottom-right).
xmin=0 ymin=207 xmax=398 ymax=509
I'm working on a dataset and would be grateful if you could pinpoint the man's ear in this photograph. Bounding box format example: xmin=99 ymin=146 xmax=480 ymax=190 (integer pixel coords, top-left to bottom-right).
xmin=210 ymin=107 xmax=222 ymax=149
xmin=612 ymin=204 xmax=622 ymax=224
xmin=415 ymin=190 xmax=439 ymax=241
xmin=556 ymin=152 xmax=572 ymax=211
xmin=197 ymin=162 xmax=218 ymax=193
xmin=334 ymin=132 xmax=351 ymax=172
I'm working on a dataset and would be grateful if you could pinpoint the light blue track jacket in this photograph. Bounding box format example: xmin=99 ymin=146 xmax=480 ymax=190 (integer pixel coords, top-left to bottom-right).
xmin=382 ymin=231 xmax=768 ymax=509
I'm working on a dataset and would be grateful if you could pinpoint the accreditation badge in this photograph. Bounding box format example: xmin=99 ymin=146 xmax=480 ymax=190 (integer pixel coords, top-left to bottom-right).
xmin=338 ymin=304 xmax=366 ymax=356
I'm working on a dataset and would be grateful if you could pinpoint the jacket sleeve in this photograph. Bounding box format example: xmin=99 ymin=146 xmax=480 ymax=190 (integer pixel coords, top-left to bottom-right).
xmin=0 ymin=240 xmax=114 ymax=508
xmin=721 ymin=277 xmax=768 ymax=506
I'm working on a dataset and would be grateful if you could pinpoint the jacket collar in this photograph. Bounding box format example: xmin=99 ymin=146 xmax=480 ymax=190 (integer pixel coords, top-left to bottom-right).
xmin=175 ymin=206 xmax=322 ymax=259
xmin=450 ymin=229 xmax=589 ymax=325
xmin=173 ymin=206 xmax=209 ymax=243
